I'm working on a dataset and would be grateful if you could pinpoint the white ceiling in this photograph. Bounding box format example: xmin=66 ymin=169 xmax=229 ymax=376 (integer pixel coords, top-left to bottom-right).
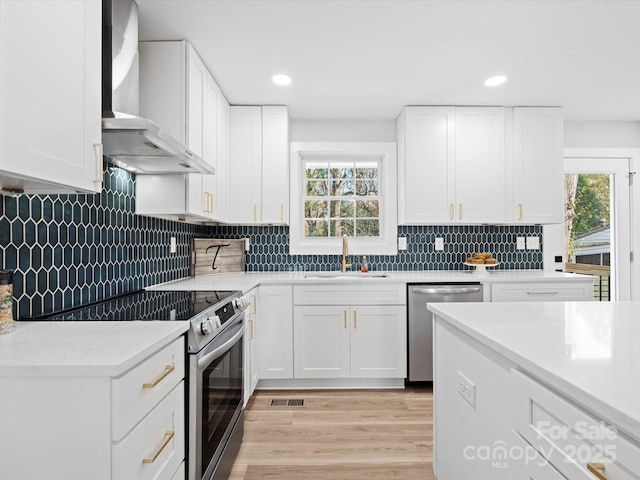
xmin=137 ymin=0 xmax=640 ymax=122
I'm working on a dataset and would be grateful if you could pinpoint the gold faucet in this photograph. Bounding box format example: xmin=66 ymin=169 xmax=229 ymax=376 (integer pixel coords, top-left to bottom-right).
xmin=341 ymin=234 xmax=352 ymax=272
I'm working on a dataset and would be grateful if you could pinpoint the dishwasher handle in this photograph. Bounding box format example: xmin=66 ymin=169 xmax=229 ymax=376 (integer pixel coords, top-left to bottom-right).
xmin=411 ymin=286 xmax=482 ymax=295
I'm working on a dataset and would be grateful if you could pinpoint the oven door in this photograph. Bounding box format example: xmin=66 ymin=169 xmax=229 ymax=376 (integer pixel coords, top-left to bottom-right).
xmin=189 ymin=314 xmax=244 ymax=480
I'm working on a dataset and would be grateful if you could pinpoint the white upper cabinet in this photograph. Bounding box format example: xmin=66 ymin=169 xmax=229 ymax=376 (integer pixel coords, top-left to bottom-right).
xmin=215 ymin=95 xmax=230 ymax=220
xmin=228 ymin=106 xmax=263 ymax=224
xmin=511 ymin=107 xmax=563 ymax=224
xmin=454 ymin=107 xmax=507 ymax=223
xmin=398 ymin=106 xmax=506 ymax=224
xmin=398 ymin=105 xmax=563 ymax=225
xmin=0 ymin=0 xmax=102 ymax=194
xmin=262 ymin=106 xmax=290 ymax=224
xmin=398 ymin=107 xmax=456 ymax=224
xmin=137 ymin=41 xmax=226 ymax=222
xmin=228 ymin=106 xmax=289 ymax=225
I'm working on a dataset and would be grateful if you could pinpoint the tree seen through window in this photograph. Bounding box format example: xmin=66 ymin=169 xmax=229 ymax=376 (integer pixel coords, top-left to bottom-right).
xmin=304 ymin=160 xmax=380 ymax=238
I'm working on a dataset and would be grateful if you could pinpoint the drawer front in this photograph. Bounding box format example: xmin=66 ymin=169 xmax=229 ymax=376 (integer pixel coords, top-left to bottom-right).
xmin=112 ymin=337 xmax=185 ymax=441
xmin=512 ymin=432 xmax=569 ymax=479
xmin=512 ymin=369 xmax=640 ymax=480
xmin=112 ymin=382 xmax=185 ymax=480
xmin=170 ymin=461 xmax=185 ymax=480
xmin=491 ymin=282 xmax=593 ymax=302
xmin=293 ymin=284 xmax=406 ymax=305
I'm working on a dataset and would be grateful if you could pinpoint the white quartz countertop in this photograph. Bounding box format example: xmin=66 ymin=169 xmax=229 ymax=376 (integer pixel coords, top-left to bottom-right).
xmin=0 ymin=321 xmax=189 ymax=377
xmin=428 ymin=301 xmax=640 ymax=442
xmin=148 ymin=270 xmax=593 ymax=294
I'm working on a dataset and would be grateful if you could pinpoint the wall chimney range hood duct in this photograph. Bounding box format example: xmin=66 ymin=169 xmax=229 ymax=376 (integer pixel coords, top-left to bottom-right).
xmin=101 ymin=0 xmax=214 ymax=174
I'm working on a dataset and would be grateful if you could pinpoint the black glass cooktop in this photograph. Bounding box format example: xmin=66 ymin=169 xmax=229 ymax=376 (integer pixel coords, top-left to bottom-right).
xmin=41 ymin=290 xmax=236 ymax=321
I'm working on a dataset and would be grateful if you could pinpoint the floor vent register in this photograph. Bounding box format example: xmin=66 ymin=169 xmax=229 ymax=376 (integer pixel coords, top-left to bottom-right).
xmin=269 ymin=399 xmax=305 ymax=407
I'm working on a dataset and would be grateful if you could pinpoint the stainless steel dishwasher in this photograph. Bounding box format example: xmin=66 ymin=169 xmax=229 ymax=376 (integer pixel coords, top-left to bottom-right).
xmin=408 ymin=283 xmax=483 ymax=382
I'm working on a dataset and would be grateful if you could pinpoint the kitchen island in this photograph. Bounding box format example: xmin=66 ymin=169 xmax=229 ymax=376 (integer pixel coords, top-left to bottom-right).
xmin=428 ymin=301 xmax=640 ymax=480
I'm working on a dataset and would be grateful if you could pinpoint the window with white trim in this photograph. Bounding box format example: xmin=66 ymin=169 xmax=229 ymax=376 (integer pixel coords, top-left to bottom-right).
xmin=289 ymin=142 xmax=397 ymax=255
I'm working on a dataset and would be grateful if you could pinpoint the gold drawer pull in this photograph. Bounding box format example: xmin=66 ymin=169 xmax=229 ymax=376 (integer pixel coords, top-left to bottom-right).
xmin=343 ymin=310 xmax=347 ymax=329
xmin=449 ymin=203 xmax=454 ymax=220
xmin=142 ymin=430 xmax=175 ymax=464
xmin=143 ymin=365 xmax=175 ymax=389
xmin=587 ymin=463 xmax=608 ymax=480
xmin=526 ymin=291 xmax=560 ymax=295
xmin=353 ymin=310 xmax=357 ymax=329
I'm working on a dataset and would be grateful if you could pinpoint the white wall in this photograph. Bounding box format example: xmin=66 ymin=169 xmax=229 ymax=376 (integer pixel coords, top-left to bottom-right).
xmin=290 ymin=119 xmax=396 ymax=142
xmin=564 ymin=121 xmax=640 ymax=148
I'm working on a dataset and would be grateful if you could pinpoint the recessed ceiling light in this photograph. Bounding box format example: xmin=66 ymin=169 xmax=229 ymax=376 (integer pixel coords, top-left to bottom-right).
xmin=272 ymin=74 xmax=292 ymax=86
xmin=484 ymin=75 xmax=507 ymax=87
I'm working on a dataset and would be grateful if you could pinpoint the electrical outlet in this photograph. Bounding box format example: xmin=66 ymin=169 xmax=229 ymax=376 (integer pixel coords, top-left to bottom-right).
xmin=398 ymin=237 xmax=407 ymax=250
xmin=170 ymin=237 xmax=177 ymax=254
xmin=435 ymin=237 xmax=444 ymax=251
xmin=516 ymin=237 xmax=526 ymax=250
xmin=245 ymin=238 xmax=251 ymax=251
xmin=526 ymin=236 xmax=540 ymax=250
xmin=458 ymin=371 xmax=476 ymax=409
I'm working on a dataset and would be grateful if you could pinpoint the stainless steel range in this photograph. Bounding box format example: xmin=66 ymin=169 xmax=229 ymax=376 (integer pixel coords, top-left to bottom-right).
xmin=43 ymin=289 xmax=249 ymax=480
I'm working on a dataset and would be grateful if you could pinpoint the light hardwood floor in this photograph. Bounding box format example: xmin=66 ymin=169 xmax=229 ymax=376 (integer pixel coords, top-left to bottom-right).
xmin=230 ymin=387 xmax=435 ymax=479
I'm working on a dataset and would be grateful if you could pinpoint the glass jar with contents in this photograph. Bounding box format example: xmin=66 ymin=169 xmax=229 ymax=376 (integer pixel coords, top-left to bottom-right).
xmin=0 ymin=270 xmax=15 ymax=334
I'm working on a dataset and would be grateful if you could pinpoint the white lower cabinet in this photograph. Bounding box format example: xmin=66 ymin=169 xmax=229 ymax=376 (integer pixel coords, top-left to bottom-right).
xmin=243 ymin=287 xmax=259 ymax=406
xmin=256 ymin=285 xmax=294 ymax=380
xmin=0 ymin=336 xmax=185 ymax=480
xmin=294 ymin=304 xmax=406 ymax=379
xmin=491 ymin=282 xmax=594 ymax=302
xmin=512 ymin=369 xmax=640 ymax=480
xmin=512 ymin=433 xmax=569 ymax=479
xmin=292 ymin=284 xmax=406 ymax=380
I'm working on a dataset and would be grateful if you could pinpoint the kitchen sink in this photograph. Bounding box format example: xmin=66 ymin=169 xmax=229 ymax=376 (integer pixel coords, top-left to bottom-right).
xmin=303 ymin=272 xmax=389 ymax=279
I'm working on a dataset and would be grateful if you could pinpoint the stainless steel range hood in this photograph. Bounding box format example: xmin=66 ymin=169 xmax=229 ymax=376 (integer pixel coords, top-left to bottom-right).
xmin=101 ymin=0 xmax=214 ymax=174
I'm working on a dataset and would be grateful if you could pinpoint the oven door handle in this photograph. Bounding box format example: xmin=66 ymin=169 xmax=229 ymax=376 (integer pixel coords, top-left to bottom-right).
xmin=197 ymin=323 xmax=244 ymax=369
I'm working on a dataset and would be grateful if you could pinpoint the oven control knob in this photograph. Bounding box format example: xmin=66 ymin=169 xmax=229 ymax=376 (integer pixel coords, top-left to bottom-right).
xmin=234 ymin=296 xmax=248 ymax=310
xmin=200 ymin=319 xmax=213 ymax=336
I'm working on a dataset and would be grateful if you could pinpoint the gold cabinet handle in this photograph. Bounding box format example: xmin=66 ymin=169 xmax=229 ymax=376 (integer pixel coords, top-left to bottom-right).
xmin=143 ymin=364 xmax=175 ymax=389
xmin=458 ymin=203 xmax=463 ymax=220
xmin=517 ymin=203 xmax=524 ymax=221
xmin=353 ymin=310 xmax=357 ymax=329
xmin=202 ymin=192 xmax=209 ymax=213
xmin=449 ymin=203 xmax=455 ymax=220
xmin=251 ymin=295 xmax=257 ymax=314
xmin=142 ymin=431 xmax=175 ymax=464
xmin=587 ymin=463 xmax=608 ymax=480
xmin=343 ymin=310 xmax=347 ymax=329
xmin=252 ymin=203 xmax=258 ymax=221
xmin=209 ymin=193 xmax=215 ymax=213
xmin=93 ymin=143 xmax=104 ymax=183
xmin=280 ymin=203 xmax=285 ymax=221
xmin=526 ymin=291 xmax=559 ymax=295
xmin=249 ymin=319 xmax=254 ymax=341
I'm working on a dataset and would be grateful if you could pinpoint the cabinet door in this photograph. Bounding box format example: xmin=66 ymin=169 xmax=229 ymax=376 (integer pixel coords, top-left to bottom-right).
xmin=350 ymin=305 xmax=407 ymax=378
xmin=0 ymin=0 xmax=102 ymax=194
xmin=191 ymin=75 xmax=220 ymax=219
xmin=257 ymin=286 xmax=293 ymax=379
xmin=455 ymin=107 xmax=507 ymax=223
xmin=399 ymin=107 xmax=456 ymax=224
xmin=215 ymin=95 xmax=230 ymax=221
xmin=186 ymin=44 xmax=206 ymax=160
xmin=228 ymin=106 xmax=263 ymax=223
xmin=513 ymin=107 xmax=563 ymax=224
xmin=294 ymin=305 xmax=350 ymax=379
xmin=261 ymin=106 xmax=290 ymax=224
xmin=243 ymin=288 xmax=258 ymax=406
